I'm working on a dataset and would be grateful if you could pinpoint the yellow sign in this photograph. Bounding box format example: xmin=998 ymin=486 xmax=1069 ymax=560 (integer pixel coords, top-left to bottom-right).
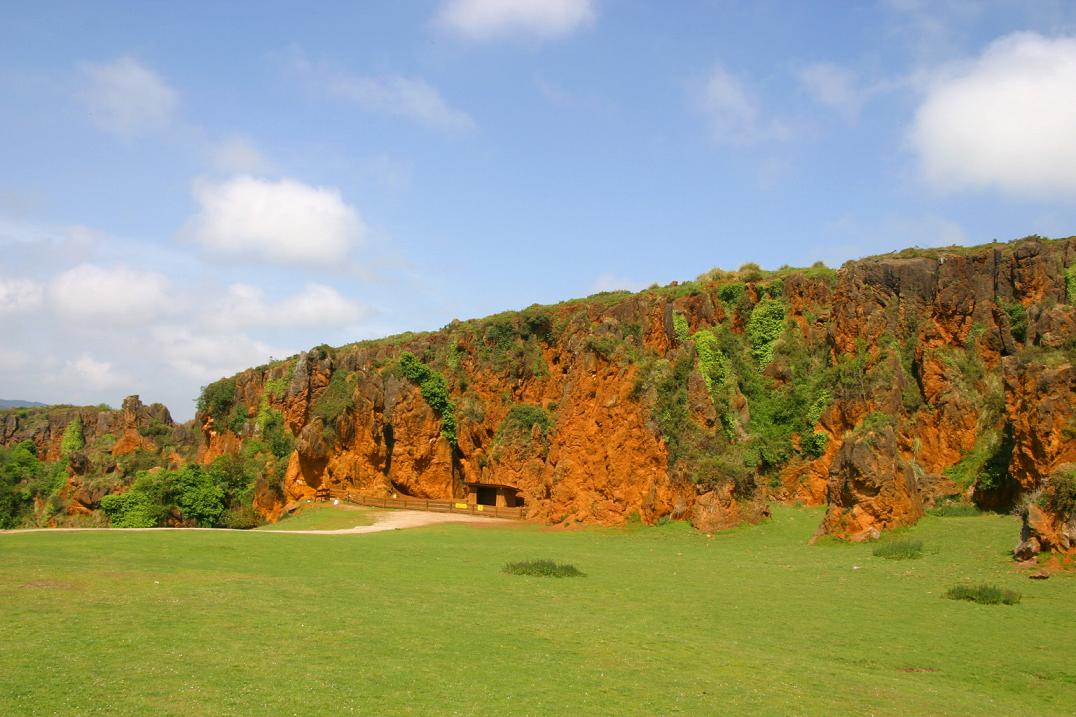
xmin=455 ymin=503 xmax=468 ymax=509
xmin=476 ymin=505 xmax=484 ymax=511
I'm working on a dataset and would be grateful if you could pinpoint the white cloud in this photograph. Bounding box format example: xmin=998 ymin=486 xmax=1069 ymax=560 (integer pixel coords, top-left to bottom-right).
xmin=209 ymin=136 xmax=274 ymax=174
xmin=0 ymin=349 xmax=29 ymax=372
xmin=183 ymin=175 xmax=366 ymax=265
xmin=0 ymin=277 xmax=43 ymax=315
xmin=50 ymin=264 xmax=172 ymax=323
xmin=76 ymin=57 xmax=178 ymax=137
xmin=150 ymin=326 xmax=287 ymax=383
xmin=799 ymin=62 xmax=863 ymax=120
xmin=63 ymin=353 xmax=129 ymax=390
xmin=438 ymin=0 xmax=595 ymax=40
xmin=289 ymin=54 xmax=475 ymax=132
xmin=590 ymin=274 xmax=645 ymax=293
xmin=696 ymin=66 xmax=790 ymax=145
xmin=211 ymin=283 xmax=366 ymax=331
xmin=909 ymin=32 xmax=1076 ymax=197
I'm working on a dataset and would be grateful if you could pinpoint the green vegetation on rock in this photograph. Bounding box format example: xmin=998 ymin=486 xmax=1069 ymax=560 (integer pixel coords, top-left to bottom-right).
xmin=398 ymin=352 xmax=457 ymax=446
xmin=746 ymin=298 xmax=786 ymax=367
xmin=60 ymin=415 xmax=84 ymax=457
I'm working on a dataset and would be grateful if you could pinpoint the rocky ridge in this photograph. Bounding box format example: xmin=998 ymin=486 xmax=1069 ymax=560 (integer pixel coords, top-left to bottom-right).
xmin=4 ymin=236 xmax=1075 ymax=554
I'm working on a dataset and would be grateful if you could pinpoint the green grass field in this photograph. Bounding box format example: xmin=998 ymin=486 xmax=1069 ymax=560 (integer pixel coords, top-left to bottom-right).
xmin=255 ymin=503 xmax=377 ymax=531
xmin=1 ymin=506 xmax=1073 ymax=715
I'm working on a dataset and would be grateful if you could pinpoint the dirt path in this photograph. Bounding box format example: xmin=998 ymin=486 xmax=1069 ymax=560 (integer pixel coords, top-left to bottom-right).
xmin=266 ymin=509 xmax=515 ymax=534
xmin=1 ymin=510 xmax=515 ymax=536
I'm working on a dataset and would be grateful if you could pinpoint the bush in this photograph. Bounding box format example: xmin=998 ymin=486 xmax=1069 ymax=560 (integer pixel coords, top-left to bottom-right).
xmin=60 ymin=415 xmax=84 ymax=457
xmin=398 ymin=353 xmax=457 ymax=445
xmin=672 ymin=312 xmax=690 ymax=344
xmin=100 ymin=491 xmax=158 ymax=528
xmin=1067 ymin=265 xmax=1076 ymax=303
xmin=1042 ymin=469 xmax=1076 ymax=519
xmin=801 ymin=431 xmax=828 ymax=458
xmin=197 ymin=378 xmax=237 ymax=424
xmin=746 ymin=298 xmax=786 ymax=367
xmin=312 ymin=370 xmax=354 ymax=427
xmin=1001 ymin=300 xmax=1027 ymax=343
xmin=219 ymin=504 xmax=261 ymax=529
xmin=718 ymin=283 xmax=745 ymax=305
xmin=495 ymin=404 xmax=553 ymax=450
xmin=502 ymin=559 xmax=585 ymax=578
xmin=944 ymin=584 xmax=1021 ymax=605
xmin=872 ymin=539 xmax=924 ymax=560
xmin=172 ymin=465 xmax=225 ymax=526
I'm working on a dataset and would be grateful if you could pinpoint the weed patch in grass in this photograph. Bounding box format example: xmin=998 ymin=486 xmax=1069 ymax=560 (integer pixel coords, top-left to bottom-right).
xmin=927 ymin=502 xmax=982 ymax=518
xmin=944 ymin=583 xmax=1021 ymax=605
xmin=502 ymin=559 xmax=585 ymax=578
xmin=872 ymin=539 xmax=924 ymax=560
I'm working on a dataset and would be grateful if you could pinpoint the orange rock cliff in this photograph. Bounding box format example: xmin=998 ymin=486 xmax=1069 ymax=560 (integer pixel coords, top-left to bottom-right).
xmin=4 ymin=236 xmax=1075 ymax=552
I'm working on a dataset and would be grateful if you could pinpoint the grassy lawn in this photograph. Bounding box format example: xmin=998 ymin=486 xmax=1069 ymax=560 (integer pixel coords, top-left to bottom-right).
xmin=1 ymin=506 xmax=1073 ymax=715
xmin=255 ymin=503 xmax=377 ymax=531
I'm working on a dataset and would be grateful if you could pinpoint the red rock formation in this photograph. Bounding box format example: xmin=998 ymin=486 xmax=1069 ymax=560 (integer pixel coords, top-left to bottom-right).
xmin=818 ymin=426 xmax=924 ymax=541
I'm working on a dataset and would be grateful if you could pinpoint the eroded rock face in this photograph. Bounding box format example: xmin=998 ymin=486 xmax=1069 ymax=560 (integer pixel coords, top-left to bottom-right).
xmin=184 ymin=237 xmax=1076 ymax=537
xmin=818 ymin=427 xmax=923 ymax=541
xmin=1003 ymin=359 xmax=1076 ymax=493
xmin=0 ymin=395 xmax=180 ymax=461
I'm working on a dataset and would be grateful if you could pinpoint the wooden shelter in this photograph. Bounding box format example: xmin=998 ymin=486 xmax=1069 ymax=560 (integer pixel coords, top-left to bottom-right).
xmin=464 ymin=481 xmax=524 ymax=508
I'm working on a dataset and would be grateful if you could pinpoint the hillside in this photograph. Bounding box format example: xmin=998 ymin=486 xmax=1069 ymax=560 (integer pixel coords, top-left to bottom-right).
xmin=0 ymin=400 xmax=46 ymax=409
xmin=3 ymin=235 xmax=1075 ymax=556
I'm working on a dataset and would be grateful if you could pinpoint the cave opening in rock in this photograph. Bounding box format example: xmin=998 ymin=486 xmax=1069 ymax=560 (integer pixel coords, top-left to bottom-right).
xmin=476 ymin=486 xmax=497 ymax=506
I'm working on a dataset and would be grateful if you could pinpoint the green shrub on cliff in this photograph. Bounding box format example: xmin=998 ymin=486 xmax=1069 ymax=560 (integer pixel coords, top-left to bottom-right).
xmin=1041 ymin=469 xmax=1076 ymax=519
xmin=746 ymin=298 xmax=786 ymax=367
xmin=197 ymin=379 xmax=237 ymax=424
xmin=672 ymin=312 xmax=690 ymax=343
xmin=495 ymin=404 xmax=553 ymax=454
xmin=60 ymin=415 xmax=84 ymax=457
xmin=398 ymin=352 xmax=457 ymax=446
xmin=1000 ymin=300 xmax=1027 ymax=343
xmin=1066 ymin=264 xmax=1076 ymax=303
xmin=313 ymin=370 xmax=354 ymax=427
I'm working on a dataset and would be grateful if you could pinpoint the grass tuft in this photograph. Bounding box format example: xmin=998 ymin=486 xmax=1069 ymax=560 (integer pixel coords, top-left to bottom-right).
xmin=927 ymin=502 xmax=982 ymax=518
xmin=944 ymin=583 xmax=1021 ymax=605
xmin=872 ymin=539 xmax=924 ymax=560
xmin=502 ymin=559 xmax=585 ymax=578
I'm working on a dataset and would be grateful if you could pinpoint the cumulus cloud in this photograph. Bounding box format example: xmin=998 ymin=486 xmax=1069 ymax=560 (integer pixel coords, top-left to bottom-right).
xmin=0 ymin=277 xmax=43 ymax=315
xmin=909 ymin=32 xmax=1076 ymax=197
xmin=696 ymin=66 xmax=790 ymax=145
xmin=63 ymin=353 xmax=130 ymax=390
xmin=76 ymin=57 xmax=178 ymax=137
xmin=209 ymin=136 xmax=274 ymax=174
xmin=799 ymin=62 xmax=863 ymax=121
xmin=183 ymin=176 xmax=366 ymax=265
xmin=150 ymin=326 xmax=287 ymax=383
xmin=437 ymin=0 xmax=595 ymax=40
xmin=50 ymin=264 xmax=172 ymax=323
xmin=211 ymin=283 xmax=366 ymax=331
xmin=290 ymin=54 xmax=475 ymax=132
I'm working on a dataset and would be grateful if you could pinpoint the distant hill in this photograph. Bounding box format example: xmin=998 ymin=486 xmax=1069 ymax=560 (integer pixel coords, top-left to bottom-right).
xmin=0 ymin=399 xmax=47 ymax=409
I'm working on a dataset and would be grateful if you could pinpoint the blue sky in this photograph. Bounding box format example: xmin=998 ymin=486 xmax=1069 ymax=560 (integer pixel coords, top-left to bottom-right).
xmin=2 ymin=0 xmax=1076 ymax=419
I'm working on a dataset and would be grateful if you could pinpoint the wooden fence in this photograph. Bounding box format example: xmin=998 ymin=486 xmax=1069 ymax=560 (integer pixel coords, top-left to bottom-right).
xmin=317 ymin=487 xmax=526 ymax=520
